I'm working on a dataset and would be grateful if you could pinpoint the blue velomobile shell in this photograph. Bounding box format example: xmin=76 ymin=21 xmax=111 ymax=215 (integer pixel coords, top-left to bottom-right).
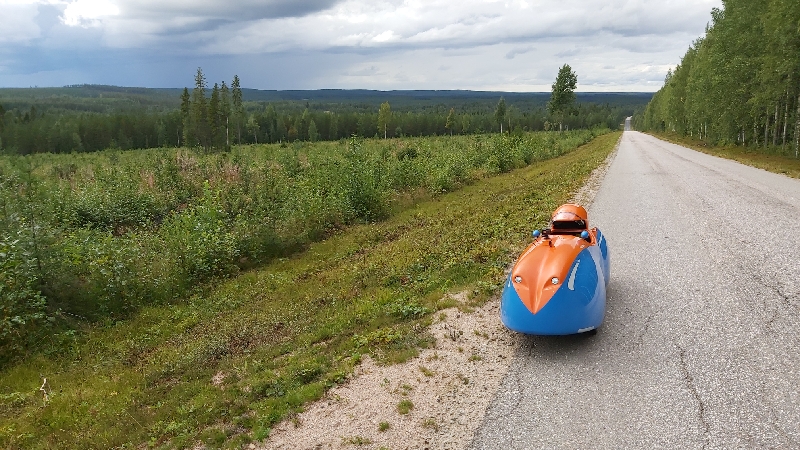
xmin=501 ymin=226 xmax=610 ymax=335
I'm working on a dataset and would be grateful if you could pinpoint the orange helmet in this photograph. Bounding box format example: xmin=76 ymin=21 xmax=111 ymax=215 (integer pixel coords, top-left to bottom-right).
xmin=550 ymin=204 xmax=588 ymax=231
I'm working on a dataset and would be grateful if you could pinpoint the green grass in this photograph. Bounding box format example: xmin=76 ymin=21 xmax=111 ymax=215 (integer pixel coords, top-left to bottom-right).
xmin=0 ymin=131 xmax=620 ymax=449
xmin=342 ymin=435 xmax=372 ymax=445
xmin=648 ymin=132 xmax=800 ymax=179
xmin=396 ymin=399 xmax=414 ymax=415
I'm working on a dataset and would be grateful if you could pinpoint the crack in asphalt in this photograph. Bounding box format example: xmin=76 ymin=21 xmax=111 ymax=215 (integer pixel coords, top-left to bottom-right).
xmin=678 ymin=345 xmax=711 ymax=449
xmin=747 ymin=268 xmax=798 ymax=306
xmin=733 ymin=262 xmax=799 ymax=331
xmin=634 ymin=314 xmax=653 ymax=348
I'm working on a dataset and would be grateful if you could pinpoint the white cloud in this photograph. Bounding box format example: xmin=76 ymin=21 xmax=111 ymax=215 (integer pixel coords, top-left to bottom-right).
xmin=60 ymin=0 xmax=119 ymax=27
xmin=0 ymin=0 xmax=723 ymax=90
xmin=0 ymin=1 xmax=43 ymax=42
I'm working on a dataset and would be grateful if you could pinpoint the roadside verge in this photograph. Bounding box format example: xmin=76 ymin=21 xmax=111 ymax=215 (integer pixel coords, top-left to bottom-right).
xmin=261 ymin=134 xmax=621 ymax=449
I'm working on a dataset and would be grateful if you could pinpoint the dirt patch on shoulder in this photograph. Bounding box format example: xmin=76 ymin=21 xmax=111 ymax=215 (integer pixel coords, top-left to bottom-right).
xmin=261 ymin=299 xmax=519 ymax=450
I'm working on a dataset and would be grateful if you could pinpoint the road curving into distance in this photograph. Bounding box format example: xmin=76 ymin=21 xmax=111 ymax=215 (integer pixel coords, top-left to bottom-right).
xmin=470 ymin=131 xmax=800 ymax=449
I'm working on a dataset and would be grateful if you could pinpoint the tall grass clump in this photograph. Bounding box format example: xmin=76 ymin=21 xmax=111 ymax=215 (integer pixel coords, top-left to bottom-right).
xmin=0 ymin=129 xmax=606 ymax=363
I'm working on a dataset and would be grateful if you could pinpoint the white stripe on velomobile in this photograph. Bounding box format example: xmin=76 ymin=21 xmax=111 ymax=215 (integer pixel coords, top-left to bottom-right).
xmin=568 ymin=260 xmax=580 ymax=290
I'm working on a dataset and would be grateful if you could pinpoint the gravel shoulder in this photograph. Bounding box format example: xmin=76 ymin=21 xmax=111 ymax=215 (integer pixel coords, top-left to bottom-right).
xmin=259 ymin=141 xmax=620 ymax=450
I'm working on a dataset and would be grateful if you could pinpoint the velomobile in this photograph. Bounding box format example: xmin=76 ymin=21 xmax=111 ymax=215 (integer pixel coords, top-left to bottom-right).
xmin=500 ymin=204 xmax=609 ymax=335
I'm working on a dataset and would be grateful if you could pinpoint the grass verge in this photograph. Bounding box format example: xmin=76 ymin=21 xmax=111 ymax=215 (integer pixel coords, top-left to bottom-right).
xmin=0 ymin=132 xmax=621 ymax=449
xmin=648 ymin=132 xmax=800 ymax=179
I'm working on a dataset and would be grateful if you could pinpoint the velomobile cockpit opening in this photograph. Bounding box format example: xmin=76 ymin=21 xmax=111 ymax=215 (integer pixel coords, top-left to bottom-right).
xmin=548 ymin=204 xmax=590 ymax=238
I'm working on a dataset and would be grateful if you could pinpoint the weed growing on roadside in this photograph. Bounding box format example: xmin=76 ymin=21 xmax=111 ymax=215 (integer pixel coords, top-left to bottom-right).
xmin=397 ymin=399 xmax=414 ymax=415
xmin=421 ymin=417 xmax=439 ymax=431
xmin=342 ymin=435 xmax=373 ymax=445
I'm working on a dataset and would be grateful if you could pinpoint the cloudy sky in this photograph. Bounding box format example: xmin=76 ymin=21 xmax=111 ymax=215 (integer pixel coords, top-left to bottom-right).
xmin=0 ymin=0 xmax=721 ymax=91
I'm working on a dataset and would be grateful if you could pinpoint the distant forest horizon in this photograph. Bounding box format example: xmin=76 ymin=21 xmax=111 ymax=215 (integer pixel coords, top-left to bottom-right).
xmin=0 ymin=84 xmax=653 ymax=107
xmin=0 ymin=84 xmax=651 ymax=154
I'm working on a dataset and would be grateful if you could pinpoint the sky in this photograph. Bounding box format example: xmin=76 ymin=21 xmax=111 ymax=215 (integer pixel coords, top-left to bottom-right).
xmin=0 ymin=0 xmax=722 ymax=92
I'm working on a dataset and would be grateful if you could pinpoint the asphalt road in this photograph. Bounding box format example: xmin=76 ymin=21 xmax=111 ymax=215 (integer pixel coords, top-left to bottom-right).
xmin=469 ymin=131 xmax=800 ymax=449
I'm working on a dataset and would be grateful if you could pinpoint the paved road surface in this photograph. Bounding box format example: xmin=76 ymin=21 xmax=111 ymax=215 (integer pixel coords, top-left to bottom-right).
xmin=470 ymin=131 xmax=800 ymax=449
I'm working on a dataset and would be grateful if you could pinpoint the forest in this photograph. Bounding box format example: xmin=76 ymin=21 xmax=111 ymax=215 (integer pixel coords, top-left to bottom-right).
xmin=0 ymin=79 xmax=648 ymax=154
xmin=636 ymin=0 xmax=800 ymax=157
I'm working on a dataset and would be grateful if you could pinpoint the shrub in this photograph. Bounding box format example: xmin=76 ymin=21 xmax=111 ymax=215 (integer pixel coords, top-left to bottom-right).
xmin=161 ymin=181 xmax=239 ymax=283
xmin=0 ymin=233 xmax=48 ymax=365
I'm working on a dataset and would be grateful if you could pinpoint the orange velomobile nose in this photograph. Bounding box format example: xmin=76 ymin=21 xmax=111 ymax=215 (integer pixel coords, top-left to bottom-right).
xmin=511 ymin=235 xmax=585 ymax=314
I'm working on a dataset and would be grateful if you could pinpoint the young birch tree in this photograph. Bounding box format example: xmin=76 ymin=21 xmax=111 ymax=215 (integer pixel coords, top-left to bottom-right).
xmin=378 ymin=101 xmax=391 ymax=139
xmin=494 ymin=97 xmax=506 ymax=133
xmin=445 ymin=107 xmax=455 ymax=135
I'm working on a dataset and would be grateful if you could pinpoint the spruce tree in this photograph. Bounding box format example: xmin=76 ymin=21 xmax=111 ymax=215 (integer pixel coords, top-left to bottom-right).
xmin=180 ymin=87 xmax=191 ymax=146
xmin=231 ymin=75 xmax=243 ymax=145
xmin=191 ymin=68 xmax=209 ymax=149
xmin=220 ymin=81 xmax=231 ymax=148
xmin=209 ymin=83 xmax=221 ymax=150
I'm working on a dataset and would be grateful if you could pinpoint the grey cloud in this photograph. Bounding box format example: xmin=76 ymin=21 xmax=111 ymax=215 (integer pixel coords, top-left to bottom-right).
xmin=505 ymin=46 xmax=535 ymax=60
xmin=152 ymin=18 xmax=235 ymax=36
xmin=555 ymin=47 xmax=581 ymax=58
xmin=344 ymin=65 xmax=383 ymax=77
xmin=119 ymin=0 xmax=342 ymax=21
xmin=0 ymin=0 xmax=722 ymax=92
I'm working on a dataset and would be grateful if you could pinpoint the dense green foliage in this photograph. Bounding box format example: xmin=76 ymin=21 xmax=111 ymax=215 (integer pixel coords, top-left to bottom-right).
xmin=0 ymin=131 xmax=620 ymax=449
xmin=0 ymin=84 xmax=646 ymax=154
xmin=636 ymin=0 xmax=800 ymax=157
xmin=0 ymin=129 xmax=607 ymax=365
xmin=548 ymin=64 xmax=578 ymax=131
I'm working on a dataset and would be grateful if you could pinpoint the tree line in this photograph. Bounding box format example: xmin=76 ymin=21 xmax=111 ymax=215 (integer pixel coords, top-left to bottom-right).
xmin=0 ymin=68 xmax=631 ymax=155
xmin=636 ymin=0 xmax=800 ymax=157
